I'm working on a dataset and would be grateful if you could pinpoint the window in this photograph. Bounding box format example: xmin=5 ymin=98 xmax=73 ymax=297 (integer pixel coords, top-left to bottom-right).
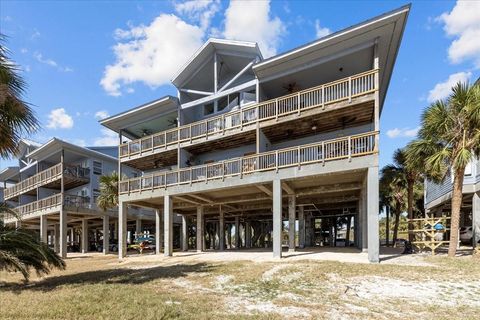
xmin=203 ymin=103 xmax=214 ymax=116
xmin=93 ymin=161 xmax=102 ymax=175
xmin=93 ymin=189 xmax=100 ymax=203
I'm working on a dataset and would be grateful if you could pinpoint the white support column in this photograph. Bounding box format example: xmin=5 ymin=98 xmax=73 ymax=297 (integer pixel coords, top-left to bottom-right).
xmin=155 ymin=209 xmax=162 ymax=255
xmin=196 ymin=207 xmax=204 ymax=252
xmin=182 ymin=215 xmax=188 ymax=251
xmin=135 ymin=218 xmax=142 ymax=237
xmin=473 ymin=192 xmax=480 ymax=247
xmin=59 ymin=209 xmax=67 ymax=259
xmin=103 ymin=215 xmax=109 ymax=254
xmin=54 ymin=223 xmax=60 ymax=253
xmin=118 ymin=202 xmax=127 ymax=259
xmin=288 ymin=195 xmax=296 ymax=252
xmin=40 ymin=215 xmax=48 ymax=243
xmin=245 ymin=221 xmax=251 ymax=248
xmin=219 ymin=207 xmax=225 ymax=251
xmin=367 ymin=167 xmax=380 ymax=263
xmin=273 ymin=179 xmax=282 ymax=258
xmin=81 ymin=219 xmax=88 ymax=254
xmin=298 ymin=206 xmax=305 ymax=249
xmin=164 ymin=195 xmax=173 ymax=256
xmin=234 ymin=216 xmax=240 ymax=248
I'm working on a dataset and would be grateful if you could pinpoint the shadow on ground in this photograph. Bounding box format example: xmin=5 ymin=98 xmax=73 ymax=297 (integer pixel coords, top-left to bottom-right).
xmin=0 ymin=262 xmax=213 ymax=293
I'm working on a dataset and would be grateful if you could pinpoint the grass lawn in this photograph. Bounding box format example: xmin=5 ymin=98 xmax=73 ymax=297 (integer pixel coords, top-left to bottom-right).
xmin=1 ymin=252 xmax=479 ymax=319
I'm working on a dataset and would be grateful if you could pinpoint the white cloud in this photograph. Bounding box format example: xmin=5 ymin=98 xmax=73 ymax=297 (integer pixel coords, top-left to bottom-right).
xmin=386 ymin=127 xmax=420 ymax=139
xmin=315 ymin=19 xmax=331 ymax=38
xmin=94 ymin=110 xmax=110 ymax=120
xmin=94 ymin=129 xmax=118 ymax=146
xmin=174 ymin=0 xmax=220 ymax=31
xmin=20 ymin=48 xmax=28 ymax=54
xmin=46 ymin=108 xmax=74 ymax=129
xmin=101 ymin=14 xmax=204 ymax=96
xmin=33 ymin=52 xmax=73 ymax=72
xmin=428 ymin=71 xmax=472 ymax=102
xmin=223 ymin=0 xmax=285 ymax=58
xmin=437 ymin=1 xmax=480 ymax=67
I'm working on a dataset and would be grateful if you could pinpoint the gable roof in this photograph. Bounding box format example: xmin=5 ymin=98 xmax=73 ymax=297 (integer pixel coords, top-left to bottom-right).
xmin=171 ymin=38 xmax=262 ymax=87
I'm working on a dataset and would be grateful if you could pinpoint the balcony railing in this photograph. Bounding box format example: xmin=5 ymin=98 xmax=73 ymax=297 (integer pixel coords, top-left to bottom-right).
xmin=119 ymin=69 xmax=378 ymax=159
xmin=2 ymin=194 xmax=94 ymax=221
xmin=119 ymin=131 xmax=378 ymax=194
xmin=4 ymin=163 xmax=90 ymax=200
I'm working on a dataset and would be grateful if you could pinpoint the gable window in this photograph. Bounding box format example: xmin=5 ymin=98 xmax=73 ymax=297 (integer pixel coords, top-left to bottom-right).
xmin=93 ymin=161 xmax=102 ymax=175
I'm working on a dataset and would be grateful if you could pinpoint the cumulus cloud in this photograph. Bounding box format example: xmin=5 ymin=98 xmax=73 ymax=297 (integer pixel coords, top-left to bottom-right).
xmin=46 ymin=108 xmax=74 ymax=129
xmin=428 ymin=71 xmax=472 ymax=102
xmin=223 ymin=0 xmax=285 ymax=58
xmin=94 ymin=110 xmax=110 ymax=120
xmin=100 ymin=14 xmax=204 ymax=96
xmin=386 ymin=127 xmax=420 ymax=139
xmin=315 ymin=19 xmax=331 ymax=38
xmin=94 ymin=128 xmax=118 ymax=146
xmin=174 ymin=0 xmax=220 ymax=31
xmin=33 ymin=52 xmax=73 ymax=72
xmin=437 ymin=1 xmax=480 ymax=67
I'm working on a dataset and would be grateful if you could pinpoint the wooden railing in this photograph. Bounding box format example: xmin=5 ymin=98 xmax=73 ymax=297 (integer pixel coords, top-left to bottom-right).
xmin=119 ymin=69 xmax=378 ymax=159
xmin=11 ymin=194 xmax=63 ymax=219
xmin=119 ymin=131 xmax=377 ymax=194
xmin=3 ymin=194 xmax=94 ymax=221
xmin=4 ymin=164 xmax=90 ymax=200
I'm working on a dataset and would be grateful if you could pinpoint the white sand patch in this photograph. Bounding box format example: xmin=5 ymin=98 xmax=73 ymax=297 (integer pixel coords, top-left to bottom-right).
xmin=345 ymin=276 xmax=480 ymax=307
xmin=225 ymin=296 xmax=311 ymax=318
xmin=165 ymin=300 xmax=181 ymax=305
xmin=262 ymin=264 xmax=289 ymax=281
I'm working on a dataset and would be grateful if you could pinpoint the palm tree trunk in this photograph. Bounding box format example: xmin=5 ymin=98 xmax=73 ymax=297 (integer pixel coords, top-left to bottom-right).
xmin=407 ymin=180 xmax=414 ymax=242
xmin=448 ymin=166 xmax=466 ymax=257
xmin=392 ymin=208 xmax=401 ymax=248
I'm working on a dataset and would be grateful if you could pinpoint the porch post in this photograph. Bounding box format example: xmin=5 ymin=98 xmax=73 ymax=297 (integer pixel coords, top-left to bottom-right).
xmin=367 ymin=167 xmax=380 ymax=263
xmin=155 ymin=209 xmax=162 ymax=255
xmin=182 ymin=215 xmax=189 ymax=251
xmin=298 ymin=206 xmax=305 ymax=249
xmin=288 ymin=195 xmax=296 ymax=252
xmin=81 ymin=218 xmax=88 ymax=254
xmin=40 ymin=215 xmax=48 ymax=243
xmin=219 ymin=206 xmax=225 ymax=251
xmin=164 ymin=195 xmax=173 ymax=256
xmin=473 ymin=192 xmax=480 ymax=247
xmin=196 ymin=206 xmax=204 ymax=252
xmin=103 ymin=215 xmax=110 ymax=254
xmin=234 ymin=216 xmax=240 ymax=248
xmin=59 ymin=209 xmax=67 ymax=259
xmin=273 ymin=179 xmax=282 ymax=258
xmin=118 ymin=201 xmax=127 ymax=259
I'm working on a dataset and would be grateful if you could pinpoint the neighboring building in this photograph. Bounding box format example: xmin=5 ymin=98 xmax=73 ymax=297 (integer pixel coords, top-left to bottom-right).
xmin=0 ymin=139 xmax=156 ymax=258
xmin=101 ymin=5 xmax=410 ymax=262
xmin=425 ymin=158 xmax=480 ymax=246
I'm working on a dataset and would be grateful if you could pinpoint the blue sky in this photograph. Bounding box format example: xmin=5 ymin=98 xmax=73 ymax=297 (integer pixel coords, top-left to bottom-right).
xmin=1 ymin=0 xmax=479 ymax=169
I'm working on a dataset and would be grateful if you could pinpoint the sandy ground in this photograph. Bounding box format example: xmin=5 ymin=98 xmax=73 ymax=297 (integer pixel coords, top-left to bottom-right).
xmin=110 ymin=246 xmax=435 ymax=267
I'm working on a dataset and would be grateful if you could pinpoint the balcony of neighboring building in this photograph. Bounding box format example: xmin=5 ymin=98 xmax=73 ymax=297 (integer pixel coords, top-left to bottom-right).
xmin=3 ymin=163 xmax=90 ymax=201
xmin=118 ymin=69 xmax=377 ymax=171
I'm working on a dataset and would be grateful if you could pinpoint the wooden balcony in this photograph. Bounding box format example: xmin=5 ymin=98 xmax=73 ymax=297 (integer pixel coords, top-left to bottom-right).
xmin=119 ymin=69 xmax=378 ymax=164
xmin=3 ymin=164 xmax=90 ymax=200
xmin=3 ymin=194 xmax=94 ymax=221
xmin=119 ymin=131 xmax=378 ymax=195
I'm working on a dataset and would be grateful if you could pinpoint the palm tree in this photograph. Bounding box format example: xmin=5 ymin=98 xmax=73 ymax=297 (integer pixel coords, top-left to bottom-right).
xmin=0 ymin=34 xmax=39 ymax=158
xmin=406 ymin=81 xmax=480 ymax=257
xmin=0 ymin=203 xmax=65 ymax=281
xmin=96 ymin=172 xmax=119 ymax=211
